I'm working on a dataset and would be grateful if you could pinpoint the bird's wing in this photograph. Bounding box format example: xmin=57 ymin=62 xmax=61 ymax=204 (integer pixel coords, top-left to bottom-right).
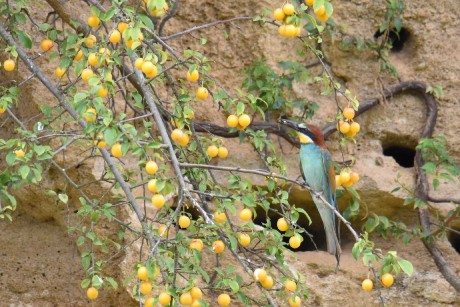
xmin=321 ymin=150 xmax=336 ymax=207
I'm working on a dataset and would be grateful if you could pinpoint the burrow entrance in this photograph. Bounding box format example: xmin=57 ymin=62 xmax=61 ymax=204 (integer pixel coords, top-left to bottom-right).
xmin=383 ymin=145 xmax=416 ymax=168
xmin=374 ymin=27 xmax=411 ymax=53
xmin=448 ymin=229 xmax=460 ymax=254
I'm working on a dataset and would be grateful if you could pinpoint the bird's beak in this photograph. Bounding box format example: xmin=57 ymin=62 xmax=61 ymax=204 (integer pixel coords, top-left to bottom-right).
xmin=278 ymin=118 xmax=305 ymax=131
xmin=278 ymin=118 xmax=316 ymax=144
xmin=278 ymin=118 xmax=301 ymax=131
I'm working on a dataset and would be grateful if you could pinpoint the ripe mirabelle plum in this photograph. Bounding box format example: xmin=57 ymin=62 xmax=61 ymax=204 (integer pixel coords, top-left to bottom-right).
xmin=190 ymin=287 xmax=203 ymax=300
xmin=40 ymin=39 xmax=54 ymax=51
xmin=284 ymin=280 xmax=297 ymax=292
xmin=85 ymin=35 xmax=97 ymax=48
xmin=239 ymin=208 xmax=252 ymax=221
xmin=213 ymin=211 xmax=227 ymax=223
xmin=178 ymin=215 xmax=191 ymax=228
xmin=343 ymin=107 xmax=355 ymax=120
xmin=339 ymin=121 xmax=350 ymax=134
xmin=350 ymin=172 xmax=360 ymax=183
xmin=81 ymin=68 xmax=94 ymax=81
xmin=362 ymin=278 xmax=373 ymax=291
xmin=87 ymin=15 xmax=100 ymax=28
xmin=288 ymin=296 xmax=301 ymax=307
xmin=196 ymin=87 xmax=209 ymax=99
xmin=277 ymin=217 xmax=289 ymax=232
xmin=207 ymin=145 xmax=219 ymax=158
xmin=217 ymin=147 xmax=228 ymax=158
xmin=109 ymin=29 xmax=121 ymax=43
xmin=55 ymin=67 xmax=67 ymax=78
xmin=227 ymin=114 xmax=239 ymax=128
xmin=339 ymin=170 xmax=351 ymax=184
xmin=253 ymin=268 xmax=267 ymax=282
xmin=186 ymin=69 xmax=199 ymax=82
xmin=180 ymin=292 xmax=193 ymax=305
xmin=118 ymin=22 xmax=129 ymax=33
xmin=212 ymin=240 xmax=225 ymax=253
xmin=282 ymin=3 xmax=295 ymax=16
xmin=176 ymin=132 xmax=190 ymax=146
xmin=152 ymin=194 xmax=165 ymax=208
xmin=217 ymin=293 xmax=231 ymax=306
xmin=158 ymin=292 xmax=171 ymax=306
xmin=238 ymin=114 xmax=251 ymax=127
xmin=139 ymin=281 xmax=152 ymax=295
xmin=238 ymin=233 xmax=251 ymax=246
xmin=147 ymin=179 xmax=158 ymax=193
xmin=261 ymin=275 xmax=274 ymax=289
xmin=350 ymin=122 xmax=360 ymax=133
xmin=137 ymin=266 xmax=149 ymax=281
xmin=289 ymin=235 xmax=302 ymax=249
xmin=190 ymin=238 xmax=204 ymax=251
xmin=273 ymin=8 xmax=285 ymax=21
xmin=84 ymin=108 xmax=97 ymax=122
xmin=171 ymin=129 xmax=183 ymax=142
xmin=145 ymin=161 xmax=159 ymax=174
xmin=381 ymin=273 xmax=394 ymax=287
xmin=3 ymin=59 xmax=15 ymax=71
xmin=86 ymin=287 xmax=98 ymax=300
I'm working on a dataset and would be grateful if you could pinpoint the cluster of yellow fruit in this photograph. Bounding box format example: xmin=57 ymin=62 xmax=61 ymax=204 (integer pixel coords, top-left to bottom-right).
xmin=276 ymin=217 xmax=302 ymax=249
xmin=93 ymin=132 xmax=107 ymax=148
xmin=2 ymin=59 xmax=15 ymax=72
xmin=304 ymin=0 xmax=332 ymax=22
xmin=362 ymin=273 xmax=394 ymax=292
xmin=134 ymin=57 xmax=158 ymax=79
xmin=142 ymin=0 xmax=169 ymax=18
xmin=336 ymin=168 xmax=360 ymax=188
xmin=135 ymin=265 xmax=165 ymax=305
xmin=83 ymin=108 xmax=97 ymax=123
xmin=171 ymin=128 xmax=190 ymax=146
xmin=274 ymin=3 xmax=301 ymax=37
xmin=184 ymin=68 xmax=209 ymax=100
xmin=144 ymin=160 xmax=168 ymax=209
xmin=185 ymin=69 xmax=208 ymax=101
xmin=338 ymin=106 xmax=360 ymax=138
xmin=226 ymin=113 xmax=251 ymax=130
xmin=254 ymin=268 xmax=301 ymax=306
xmin=254 ymin=268 xmax=274 ymax=289
xmin=206 ymin=144 xmax=228 ymax=159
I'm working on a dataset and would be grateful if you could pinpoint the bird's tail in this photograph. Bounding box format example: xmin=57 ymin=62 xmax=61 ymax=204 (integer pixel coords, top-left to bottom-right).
xmin=316 ymin=200 xmax=341 ymax=264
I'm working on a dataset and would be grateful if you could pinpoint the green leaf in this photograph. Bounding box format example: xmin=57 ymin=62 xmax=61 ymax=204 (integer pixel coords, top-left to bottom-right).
xmin=138 ymin=13 xmax=154 ymax=30
xmin=81 ymin=279 xmax=91 ymax=288
xmin=6 ymin=151 xmax=16 ymax=166
xmin=398 ymin=258 xmax=413 ymax=276
xmin=58 ymin=193 xmax=69 ymax=204
xmin=228 ymin=280 xmax=239 ymax=293
xmin=74 ymin=92 xmax=88 ymax=103
xmin=77 ymin=236 xmax=85 ymax=246
xmin=105 ymin=277 xmax=118 ymax=289
xmin=81 ymin=253 xmax=91 ymax=270
xmin=92 ymin=275 xmax=103 ymax=287
xmin=19 ymin=165 xmax=30 ymax=179
xmin=104 ymin=128 xmax=118 ymax=146
xmin=17 ymin=31 xmax=32 ymax=49
xmin=351 ymin=242 xmax=360 ymax=260
xmin=236 ymin=102 xmax=245 ymax=115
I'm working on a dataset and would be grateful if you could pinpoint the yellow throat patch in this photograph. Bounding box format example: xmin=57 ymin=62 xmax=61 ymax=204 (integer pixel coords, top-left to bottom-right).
xmin=297 ymin=132 xmax=313 ymax=144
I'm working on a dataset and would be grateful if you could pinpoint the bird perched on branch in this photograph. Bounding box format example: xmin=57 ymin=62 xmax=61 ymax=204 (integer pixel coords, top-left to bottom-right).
xmin=279 ymin=118 xmax=341 ymax=264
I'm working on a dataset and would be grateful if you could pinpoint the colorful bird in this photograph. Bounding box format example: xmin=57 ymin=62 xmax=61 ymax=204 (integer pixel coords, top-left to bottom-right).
xmin=279 ymin=118 xmax=341 ymax=263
